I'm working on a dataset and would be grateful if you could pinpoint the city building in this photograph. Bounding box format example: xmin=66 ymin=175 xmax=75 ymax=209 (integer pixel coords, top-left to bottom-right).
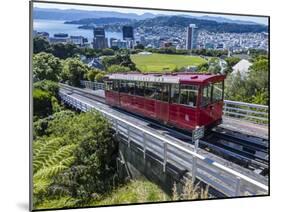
xmin=122 ymin=26 xmax=134 ymax=49
xmin=122 ymin=26 xmax=134 ymax=40
xmin=110 ymin=38 xmax=117 ymax=48
xmin=93 ymin=27 xmax=108 ymax=49
xmin=69 ymin=36 xmax=88 ymax=47
xmin=186 ymin=24 xmax=197 ymax=50
xmin=49 ymin=33 xmax=69 ymax=44
xmin=111 ymin=39 xmax=127 ymax=49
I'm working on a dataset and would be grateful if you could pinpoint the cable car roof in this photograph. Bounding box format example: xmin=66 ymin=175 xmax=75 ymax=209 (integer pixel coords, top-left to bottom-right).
xmin=107 ymin=73 xmax=225 ymax=84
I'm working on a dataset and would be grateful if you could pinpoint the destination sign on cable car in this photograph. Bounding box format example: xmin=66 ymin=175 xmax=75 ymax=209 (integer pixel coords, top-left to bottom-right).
xmin=192 ymin=126 xmax=205 ymax=141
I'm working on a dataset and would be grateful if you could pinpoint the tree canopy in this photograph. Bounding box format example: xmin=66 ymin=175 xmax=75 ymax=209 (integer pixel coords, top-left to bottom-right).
xmin=62 ymin=58 xmax=90 ymax=86
xmin=33 ymin=52 xmax=62 ymax=82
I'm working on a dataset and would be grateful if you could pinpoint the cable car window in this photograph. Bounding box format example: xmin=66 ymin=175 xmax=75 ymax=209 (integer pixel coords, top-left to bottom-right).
xmin=171 ymin=84 xmax=179 ymax=103
xmin=113 ymin=80 xmax=119 ymax=92
xmin=127 ymin=81 xmax=135 ymax=95
xmin=180 ymin=85 xmax=198 ymax=107
xmin=135 ymin=82 xmax=145 ymax=96
xmin=212 ymin=82 xmax=223 ymax=102
xmin=162 ymin=84 xmax=169 ymax=102
xmin=145 ymin=83 xmax=161 ymax=100
xmin=105 ymin=81 xmax=112 ymax=91
xmin=201 ymin=85 xmax=212 ymax=107
xmin=144 ymin=82 xmax=154 ymax=98
xmin=119 ymin=80 xmax=128 ymax=93
xmin=153 ymin=83 xmax=162 ymax=100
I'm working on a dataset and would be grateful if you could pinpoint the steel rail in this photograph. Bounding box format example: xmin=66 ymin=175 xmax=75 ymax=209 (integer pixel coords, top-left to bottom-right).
xmin=59 ymin=91 xmax=268 ymax=196
xmin=61 ymin=84 xmax=268 ymax=170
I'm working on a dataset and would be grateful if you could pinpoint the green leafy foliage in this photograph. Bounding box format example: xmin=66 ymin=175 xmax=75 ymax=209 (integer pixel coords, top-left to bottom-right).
xmin=33 ymin=137 xmax=76 ymax=202
xmin=33 ymin=111 xmax=118 ymax=209
xmin=102 ymin=48 xmax=115 ymax=56
xmin=33 ymin=89 xmax=53 ymax=117
xmin=33 ymin=36 xmax=52 ymax=54
xmin=91 ymin=179 xmax=170 ymax=206
xmin=48 ymin=112 xmax=117 ymax=201
xmin=107 ymin=65 xmax=130 ymax=73
xmin=62 ymin=58 xmax=90 ymax=86
xmin=225 ymin=58 xmax=269 ymax=105
xmin=197 ymin=62 xmax=209 ymax=73
xmin=33 ymin=52 xmax=62 ymax=82
xmin=33 ymin=80 xmax=59 ymax=97
xmin=95 ymin=72 xmax=106 ymax=82
xmin=87 ymin=69 xmax=101 ymax=82
xmin=102 ymin=53 xmax=136 ymax=70
xmin=52 ymin=43 xmax=79 ymax=59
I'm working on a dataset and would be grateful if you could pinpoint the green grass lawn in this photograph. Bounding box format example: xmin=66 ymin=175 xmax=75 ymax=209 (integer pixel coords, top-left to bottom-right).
xmin=131 ymin=53 xmax=206 ymax=72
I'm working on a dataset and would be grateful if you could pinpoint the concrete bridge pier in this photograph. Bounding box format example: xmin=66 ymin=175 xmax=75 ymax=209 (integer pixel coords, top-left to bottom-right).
xmin=116 ymin=137 xmax=200 ymax=196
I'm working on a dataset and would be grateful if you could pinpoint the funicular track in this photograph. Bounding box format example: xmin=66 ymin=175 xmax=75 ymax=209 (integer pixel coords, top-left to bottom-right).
xmin=60 ymin=83 xmax=269 ymax=176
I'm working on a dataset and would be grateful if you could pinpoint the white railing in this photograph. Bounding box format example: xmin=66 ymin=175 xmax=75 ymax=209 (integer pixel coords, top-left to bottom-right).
xmin=80 ymin=80 xmax=105 ymax=90
xmin=59 ymin=91 xmax=268 ymax=197
xmin=79 ymin=81 xmax=268 ymax=124
xmin=223 ymin=100 xmax=268 ymax=124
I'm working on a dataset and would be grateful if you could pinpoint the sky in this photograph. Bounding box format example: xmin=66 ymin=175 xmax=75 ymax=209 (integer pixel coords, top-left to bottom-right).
xmin=34 ymin=2 xmax=268 ymax=25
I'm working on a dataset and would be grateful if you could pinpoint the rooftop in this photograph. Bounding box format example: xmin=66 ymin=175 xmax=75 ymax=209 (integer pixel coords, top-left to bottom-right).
xmin=107 ymin=73 xmax=225 ymax=84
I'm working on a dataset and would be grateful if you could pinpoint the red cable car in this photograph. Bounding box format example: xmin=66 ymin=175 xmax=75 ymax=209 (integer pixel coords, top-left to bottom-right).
xmin=104 ymin=73 xmax=226 ymax=132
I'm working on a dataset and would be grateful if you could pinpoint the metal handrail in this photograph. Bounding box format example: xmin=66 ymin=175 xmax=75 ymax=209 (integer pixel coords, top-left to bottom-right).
xmin=59 ymin=91 xmax=268 ymax=196
xmin=223 ymin=100 xmax=268 ymax=124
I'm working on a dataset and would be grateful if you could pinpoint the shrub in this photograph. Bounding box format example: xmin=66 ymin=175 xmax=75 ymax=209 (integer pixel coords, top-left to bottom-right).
xmin=95 ymin=72 xmax=106 ymax=82
xmin=87 ymin=69 xmax=100 ymax=82
xmin=33 ymin=89 xmax=53 ymax=117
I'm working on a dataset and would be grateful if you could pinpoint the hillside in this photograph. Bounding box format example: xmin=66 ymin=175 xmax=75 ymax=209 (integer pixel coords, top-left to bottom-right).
xmin=135 ymin=16 xmax=268 ymax=33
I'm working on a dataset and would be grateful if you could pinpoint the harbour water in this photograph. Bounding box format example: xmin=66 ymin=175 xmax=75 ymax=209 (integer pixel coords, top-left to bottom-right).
xmin=33 ymin=19 xmax=123 ymax=45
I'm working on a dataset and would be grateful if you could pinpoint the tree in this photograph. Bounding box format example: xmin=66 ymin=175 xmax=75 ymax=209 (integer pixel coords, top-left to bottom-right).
xmin=225 ymin=57 xmax=241 ymax=73
xmin=50 ymin=112 xmax=117 ymax=200
xmin=62 ymin=58 xmax=90 ymax=86
xmin=33 ymin=80 xmax=59 ymax=97
xmin=107 ymin=65 xmax=130 ymax=73
xmin=247 ymin=59 xmax=269 ymax=105
xmin=224 ymin=58 xmax=269 ymax=105
xmin=197 ymin=62 xmax=209 ymax=73
xmin=52 ymin=43 xmax=78 ymax=59
xmin=225 ymin=57 xmax=240 ymax=67
xmin=102 ymin=53 xmax=136 ymax=70
xmin=102 ymin=48 xmax=115 ymax=56
xmin=95 ymin=72 xmax=106 ymax=82
xmin=33 ymin=36 xmax=51 ymax=54
xmin=79 ymin=47 xmax=99 ymax=59
xmin=87 ymin=69 xmax=101 ymax=82
xmin=33 ymin=52 xmax=62 ymax=82
xmin=135 ymin=43 xmax=144 ymax=50
xmin=33 ymin=89 xmax=53 ymax=117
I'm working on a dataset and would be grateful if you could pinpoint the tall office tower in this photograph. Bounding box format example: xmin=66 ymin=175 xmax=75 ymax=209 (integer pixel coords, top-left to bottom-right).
xmin=122 ymin=26 xmax=134 ymax=48
xmin=93 ymin=27 xmax=108 ymax=49
xmin=122 ymin=26 xmax=134 ymax=40
xmin=186 ymin=24 xmax=197 ymax=50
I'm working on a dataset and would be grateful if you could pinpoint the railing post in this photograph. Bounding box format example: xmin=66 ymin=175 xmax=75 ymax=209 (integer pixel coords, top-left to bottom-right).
xmin=192 ymin=156 xmax=197 ymax=184
xmin=192 ymin=138 xmax=199 ymax=184
xmin=235 ymin=177 xmax=241 ymax=196
xmin=127 ymin=125 xmax=131 ymax=148
xmin=143 ymin=132 xmax=146 ymax=159
xmin=163 ymin=142 xmax=167 ymax=172
xmin=115 ymin=119 xmax=118 ymax=135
